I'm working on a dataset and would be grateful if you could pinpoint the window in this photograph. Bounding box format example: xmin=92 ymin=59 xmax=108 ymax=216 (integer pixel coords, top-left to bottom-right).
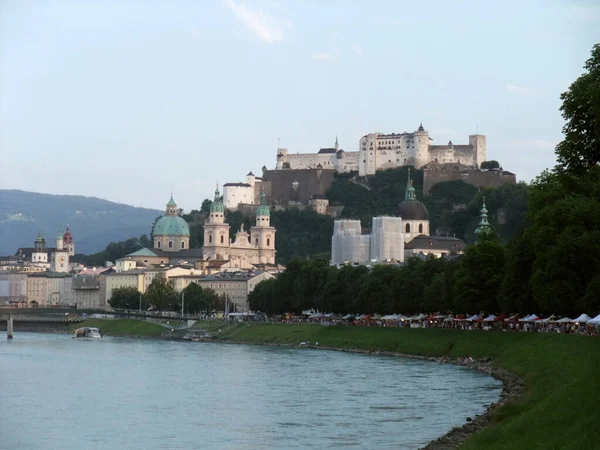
xmin=419 ymin=224 xmax=423 ymax=233
xmin=220 ymin=235 xmax=224 ymax=244
xmin=255 ymin=238 xmax=259 ymax=246
xmin=181 ymin=241 xmax=185 ymax=249
xmin=168 ymin=241 xmax=173 ymax=248
xmin=157 ymin=241 xmax=161 ymax=248
xmin=209 ymin=235 xmax=212 ymax=244
xmin=267 ymin=238 xmax=270 ymax=246
xmin=405 ymin=223 xmax=410 ymax=233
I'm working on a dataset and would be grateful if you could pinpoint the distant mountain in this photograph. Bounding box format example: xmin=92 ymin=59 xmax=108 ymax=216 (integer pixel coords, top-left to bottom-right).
xmin=0 ymin=190 xmax=162 ymax=255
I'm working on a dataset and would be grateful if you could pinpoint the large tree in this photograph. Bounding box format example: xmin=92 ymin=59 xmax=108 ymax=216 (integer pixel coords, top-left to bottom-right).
xmin=109 ymin=286 xmax=146 ymax=310
xmin=145 ymin=273 xmax=178 ymax=310
xmin=555 ymin=44 xmax=600 ymax=176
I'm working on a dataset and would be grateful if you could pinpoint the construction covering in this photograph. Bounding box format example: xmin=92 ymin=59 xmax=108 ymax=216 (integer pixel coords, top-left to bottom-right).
xmin=331 ymin=220 xmax=370 ymax=265
xmin=370 ymin=217 xmax=404 ymax=262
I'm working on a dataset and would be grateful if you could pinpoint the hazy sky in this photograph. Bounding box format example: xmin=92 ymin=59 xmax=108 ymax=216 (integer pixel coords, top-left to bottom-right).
xmin=1 ymin=1 xmax=598 ymax=211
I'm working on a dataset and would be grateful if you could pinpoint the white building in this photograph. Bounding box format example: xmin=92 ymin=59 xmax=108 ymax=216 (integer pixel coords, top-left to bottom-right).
xmin=223 ymin=172 xmax=267 ymax=211
xmin=275 ymin=125 xmax=486 ymax=176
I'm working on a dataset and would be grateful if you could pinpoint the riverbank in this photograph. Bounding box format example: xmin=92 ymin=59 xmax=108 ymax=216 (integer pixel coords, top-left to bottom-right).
xmin=67 ymin=319 xmax=599 ymax=449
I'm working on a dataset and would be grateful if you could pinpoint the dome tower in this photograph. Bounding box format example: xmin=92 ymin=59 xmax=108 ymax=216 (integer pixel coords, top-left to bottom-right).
xmin=251 ymin=191 xmax=275 ymax=264
xmin=153 ymin=195 xmax=190 ymax=252
xmin=397 ymin=168 xmax=430 ymax=242
xmin=203 ymin=183 xmax=230 ymax=260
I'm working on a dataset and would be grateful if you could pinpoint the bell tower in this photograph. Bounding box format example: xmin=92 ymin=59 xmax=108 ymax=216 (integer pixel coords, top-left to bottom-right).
xmin=203 ymin=184 xmax=230 ymax=260
xmin=250 ymin=192 xmax=276 ymax=264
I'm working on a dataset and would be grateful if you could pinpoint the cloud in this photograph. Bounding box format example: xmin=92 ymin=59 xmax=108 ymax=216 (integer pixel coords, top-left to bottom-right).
xmin=223 ymin=0 xmax=285 ymax=44
xmin=505 ymin=84 xmax=537 ymax=96
xmin=352 ymin=46 xmax=363 ymax=57
xmin=312 ymin=52 xmax=336 ymax=62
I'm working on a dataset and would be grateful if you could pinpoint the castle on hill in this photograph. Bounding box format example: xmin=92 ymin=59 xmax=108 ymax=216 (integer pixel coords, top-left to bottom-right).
xmin=276 ymin=124 xmax=486 ymax=176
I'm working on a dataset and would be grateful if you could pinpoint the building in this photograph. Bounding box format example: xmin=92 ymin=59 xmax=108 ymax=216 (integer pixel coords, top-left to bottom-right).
xmin=331 ymin=217 xmax=405 ymax=266
xmin=153 ymin=196 xmax=190 ymax=251
xmin=222 ymin=172 xmax=270 ymax=211
xmin=26 ymin=272 xmax=74 ymax=307
xmin=398 ymin=169 xmax=430 ymax=242
xmin=404 ymin=235 xmax=465 ymax=258
xmin=12 ymin=228 xmax=75 ymax=272
xmin=0 ymin=272 xmax=28 ymax=306
xmin=275 ymin=126 xmax=486 ymax=176
xmin=203 ymin=187 xmax=276 ymax=265
xmin=195 ymin=270 xmax=274 ymax=313
xmin=104 ymin=270 xmax=146 ymax=303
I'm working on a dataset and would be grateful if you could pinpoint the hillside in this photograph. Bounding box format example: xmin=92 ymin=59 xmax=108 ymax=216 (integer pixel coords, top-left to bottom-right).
xmin=326 ymin=168 xmax=528 ymax=243
xmin=0 ymin=190 xmax=162 ymax=255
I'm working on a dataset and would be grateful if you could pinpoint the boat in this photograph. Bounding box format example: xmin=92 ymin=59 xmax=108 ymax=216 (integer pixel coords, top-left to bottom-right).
xmin=72 ymin=327 xmax=103 ymax=339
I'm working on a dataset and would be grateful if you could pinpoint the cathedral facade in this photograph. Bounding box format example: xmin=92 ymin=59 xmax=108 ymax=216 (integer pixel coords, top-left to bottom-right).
xmin=203 ymin=186 xmax=275 ymax=265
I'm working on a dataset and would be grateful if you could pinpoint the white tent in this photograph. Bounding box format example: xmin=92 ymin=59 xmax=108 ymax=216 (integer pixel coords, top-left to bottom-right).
xmin=519 ymin=314 xmax=532 ymax=322
xmin=573 ymin=314 xmax=592 ymax=323
xmin=588 ymin=314 xmax=600 ymax=325
xmin=484 ymin=315 xmax=497 ymax=322
xmin=525 ymin=314 xmax=541 ymax=322
xmin=554 ymin=317 xmax=573 ymax=323
xmin=342 ymin=314 xmax=354 ymax=320
xmin=410 ymin=314 xmax=427 ymax=320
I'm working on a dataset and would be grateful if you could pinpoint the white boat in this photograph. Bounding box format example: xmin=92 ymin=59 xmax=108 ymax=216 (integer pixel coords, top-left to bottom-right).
xmin=73 ymin=327 xmax=103 ymax=339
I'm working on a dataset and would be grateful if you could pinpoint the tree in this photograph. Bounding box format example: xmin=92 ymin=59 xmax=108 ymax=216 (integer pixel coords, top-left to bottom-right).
xmin=201 ymin=199 xmax=212 ymax=215
xmin=555 ymin=44 xmax=600 ymax=176
xmin=481 ymin=160 xmax=500 ymax=170
xmin=109 ymin=286 xmax=146 ymax=310
xmin=145 ymin=273 xmax=178 ymax=310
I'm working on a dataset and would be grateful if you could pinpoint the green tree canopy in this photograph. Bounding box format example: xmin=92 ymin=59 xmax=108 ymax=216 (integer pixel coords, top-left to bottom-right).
xmin=145 ymin=273 xmax=178 ymax=310
xmin=481 ymin=160 xmax=501 ymax=170
xmin=555 ymin=44 xmax=600 ymax=176
xmin=108 ymin=286 xmax=146 ymax=310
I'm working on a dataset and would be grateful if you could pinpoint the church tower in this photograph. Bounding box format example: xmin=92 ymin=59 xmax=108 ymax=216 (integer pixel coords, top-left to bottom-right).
xmin=63 ymin=226 xmax=75 ymax=256
xmin=51 ymin=231 xmax=70 ymax=272
xmin=32 ymin=233 xmax=48 ymax=263
xmin=475 ymin=197 xmax=494 ymax=241
xmin=250 ymin=192 xmax=276 ymax=264
xmin=203 ymin=184 xmax=230 ymax=260
xmin=397 ymin=168 xmax=430 ymax=242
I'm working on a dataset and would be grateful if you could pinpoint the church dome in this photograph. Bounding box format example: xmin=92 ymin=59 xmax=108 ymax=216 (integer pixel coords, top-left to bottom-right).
xmin=398 ymin=200 xmax=429 ymax=221
xmin=256 ymin=192 xmax=270 ymax=217
xmin=210 ymin=185 xmax=225 ymax=213
xmin=153 ymin=215 xmax=190 ymax=236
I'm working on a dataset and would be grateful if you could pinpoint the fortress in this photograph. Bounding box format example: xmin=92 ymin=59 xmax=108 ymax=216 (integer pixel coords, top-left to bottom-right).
xmin=275 ymin=124 xmax=486 ymax=176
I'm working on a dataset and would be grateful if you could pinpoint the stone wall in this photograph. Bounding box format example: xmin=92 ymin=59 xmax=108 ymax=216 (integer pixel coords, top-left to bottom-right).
xmin=423 ymin=164 xmax=517 ymax=194
xmin=262 ymin=168 xmax=336 ymax=206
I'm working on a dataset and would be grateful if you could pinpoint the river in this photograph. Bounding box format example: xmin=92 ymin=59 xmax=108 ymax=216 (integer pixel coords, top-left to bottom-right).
xmin=0 ymin=333 xmax=501 ymax=449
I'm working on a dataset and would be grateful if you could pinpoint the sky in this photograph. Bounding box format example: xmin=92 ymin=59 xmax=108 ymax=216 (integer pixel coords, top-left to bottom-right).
xmin=0 ymin=0 xmax=598 ymax=211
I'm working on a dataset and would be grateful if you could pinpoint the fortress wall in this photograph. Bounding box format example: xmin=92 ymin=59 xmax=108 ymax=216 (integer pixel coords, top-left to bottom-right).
xmin=423 ymin=168 xmax=517 ymax=194
xmin=283 ymin=153 xmax=336 ymax=170
xmin=262 ymin=169 xmax=336 ymax=205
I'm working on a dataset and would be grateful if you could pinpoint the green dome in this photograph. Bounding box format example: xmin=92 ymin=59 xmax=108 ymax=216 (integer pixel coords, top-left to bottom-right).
xmin=153 ymin=215 xmax=190 ymax=236
xmin=57 ymin=232 xmax=64 ymax=240
xmin=210 ymin=185 xmax=225 ymax=213
xmin=256 ymin=192 xmax=270 ymax=217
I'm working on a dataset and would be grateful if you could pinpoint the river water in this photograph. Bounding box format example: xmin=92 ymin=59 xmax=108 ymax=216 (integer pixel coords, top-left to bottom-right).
xmin=0 ymin=333 xmax=501 ymax=450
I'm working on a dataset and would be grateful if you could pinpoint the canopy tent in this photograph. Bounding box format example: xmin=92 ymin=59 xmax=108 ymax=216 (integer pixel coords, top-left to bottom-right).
xmin=495 ymin=313 xmax=508 ymax=322
xmin=507 ymin=314 xmax=521 ymax=322
xmin=539 ymin=315 xmax=556 ymax=323
xmin=588 ymin=314 xmax=600 ymax=325
xmin=372 ymin=313 xmax=383 ymax=320
xmin=554 ymin=317 xmax=573 ymax=323
xmin=433 ymin=314 xmax=447 ymax=320
xmin=573 ymin=314 xmax=592 ymax=323
xmin=412 ymin=314 xmax=427 ymax=320
xmin=342 ymin=314 xmax=354 ymax=320
xmin=466 ymin=314 xmax=480 ymax=321
xmin=483 ymin=314 xmax=497 ymax=322
xmin=381 ymin=314 xmax=395 ymax=320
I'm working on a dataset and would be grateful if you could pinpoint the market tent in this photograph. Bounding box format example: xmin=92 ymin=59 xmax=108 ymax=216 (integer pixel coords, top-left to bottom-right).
xmin=555 ymin=317 xmax=573 ymax=323
xmin=372 ymin=313 xmax=383 ymax=320
xmin=495 ymin=313 xmax=508 ymax=322
xmin=573 ymin=314 xmax=592 ymax=323
xmin=588 ymin=314 xmax=600 ymax=324
xmin=433 ymin=314 xmax=447 ymax=320
xmin=466 ymin=314 xmax=480 ymax=321
xmin=483 ymin=315 xmax=497 ymax=322
xmin=342 ymin=314 xmax=354 ymax=320
xmin=526 ymin=314 xmax=542 ymax=322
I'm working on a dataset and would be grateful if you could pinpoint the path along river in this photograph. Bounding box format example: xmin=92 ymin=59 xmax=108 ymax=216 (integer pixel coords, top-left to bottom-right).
xmin=0 ymin=333 xmax=501 ymax=449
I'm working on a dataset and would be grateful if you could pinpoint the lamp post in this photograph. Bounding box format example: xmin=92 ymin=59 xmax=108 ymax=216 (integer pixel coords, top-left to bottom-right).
xmin=181 ymin=291 xmax=185 ymax=319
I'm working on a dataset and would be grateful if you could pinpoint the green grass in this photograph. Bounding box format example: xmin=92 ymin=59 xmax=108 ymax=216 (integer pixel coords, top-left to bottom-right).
xmin=71 ymin=319 xmax=167 ymax=337
xmin=227 ymin=324 xmax=600 ymax=450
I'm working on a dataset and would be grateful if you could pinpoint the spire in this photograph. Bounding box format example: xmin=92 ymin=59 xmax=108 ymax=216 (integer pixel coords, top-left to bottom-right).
xmin=214 ymin=182 xmax=220 ymax=200
xmin=210 ymin=182 xmax=225 ymax=213
xmin=475 ymin=196 xmax=493 ymax=239
xmin=256 ymin=190 xmax=270 ymax=217
xmin=166 ymin=195 xmax=177 ymax=207
xmin=405 ymin=168 xmax=417 ymax=200
xmin=335 ymin=135 xmax=339 ymax=150
xmin=418 ymin=122 xmax=424 ymax=132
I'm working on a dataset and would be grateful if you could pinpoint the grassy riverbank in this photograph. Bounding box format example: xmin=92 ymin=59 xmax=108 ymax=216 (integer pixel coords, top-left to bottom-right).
xmin=224 ymin=324 xmax=599 ymax=450
xmin=71 ymin=319 xmax=167 ymax=337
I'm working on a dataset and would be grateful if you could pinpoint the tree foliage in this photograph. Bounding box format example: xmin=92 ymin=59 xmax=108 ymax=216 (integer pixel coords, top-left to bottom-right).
xmin=108 ymin=286 xmax=146 ymax=310
xmin=145 ymin=273 xmax=179 ymax=310
xmin=481 ymin=160 xmax=501 ymax=170
xmin=555 ymin=44 xmax=600 ymax=176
